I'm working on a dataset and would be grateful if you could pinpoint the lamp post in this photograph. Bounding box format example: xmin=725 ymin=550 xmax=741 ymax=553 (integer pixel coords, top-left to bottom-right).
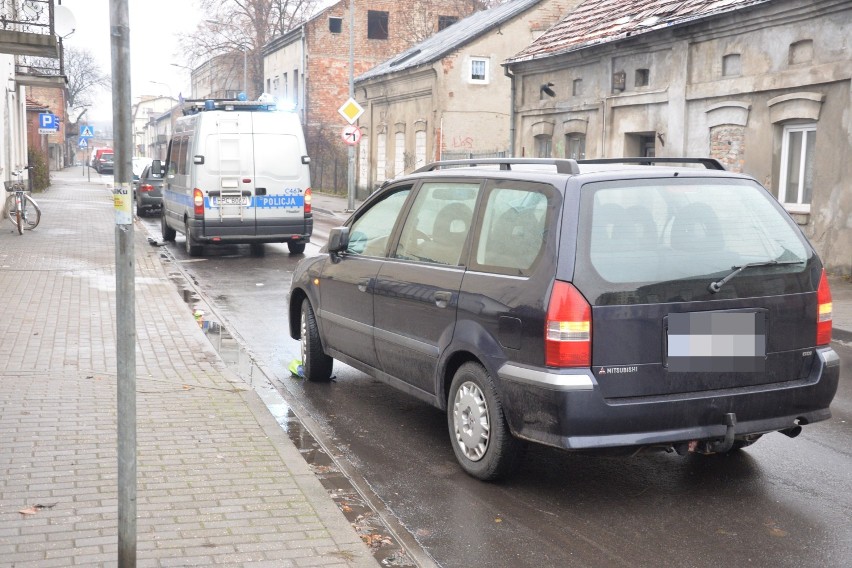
xmin=170 ymin=62 xmax=194 ymax=98
xmin=205 ymin=19 xmax=248 ymax=97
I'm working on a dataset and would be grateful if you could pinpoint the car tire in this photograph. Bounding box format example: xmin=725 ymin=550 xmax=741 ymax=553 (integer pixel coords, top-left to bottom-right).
xmin=161 ymin=213 xmax=176 ymax=241
xmin=184 ymin=222 xmax=203 ymax=257
xmin=448 ymin=362 xmax=522 ymax=481
xmin=300 ymin=299 xmax=333 ymax=382
xmin=288 ymin=242 xmax=306 ymax=254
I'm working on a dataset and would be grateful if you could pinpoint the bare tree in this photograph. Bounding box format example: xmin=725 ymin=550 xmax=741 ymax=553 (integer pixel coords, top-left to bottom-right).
xmin=180 ymin=0 xmax=319 ymax=99
xmin=64 ymin=46 xmax=111 ymax=124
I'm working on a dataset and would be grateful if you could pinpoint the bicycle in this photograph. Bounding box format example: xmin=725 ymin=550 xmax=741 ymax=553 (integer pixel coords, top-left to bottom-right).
xmin=4 ymin=167 xmax=40 ymax=235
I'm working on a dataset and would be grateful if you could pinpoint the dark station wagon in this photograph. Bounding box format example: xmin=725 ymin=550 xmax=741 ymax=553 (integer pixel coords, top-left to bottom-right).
xmin=288 ymin=157 xmax=839 ymax=480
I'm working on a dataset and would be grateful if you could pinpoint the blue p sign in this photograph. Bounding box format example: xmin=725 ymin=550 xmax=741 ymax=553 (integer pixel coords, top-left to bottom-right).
xmin=39 ymin=113 xmax=57 ymax=129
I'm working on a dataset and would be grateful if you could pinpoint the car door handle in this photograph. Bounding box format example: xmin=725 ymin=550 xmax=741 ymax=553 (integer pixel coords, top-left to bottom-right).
xmin=434 ymin=291 xmax=452 ymax=308
xmin=357 ymin=278 xmax=371 ymax=293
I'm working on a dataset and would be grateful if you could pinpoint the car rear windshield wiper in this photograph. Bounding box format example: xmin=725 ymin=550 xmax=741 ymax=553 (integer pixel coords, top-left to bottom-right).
xmin=708 ymin=259 xmax=804 ymax=293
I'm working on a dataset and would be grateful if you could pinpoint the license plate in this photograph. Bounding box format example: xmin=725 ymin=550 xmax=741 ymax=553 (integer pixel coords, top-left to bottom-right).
xmin=214 ymin=196 xmax=248 ymax=206
xmin=667 ymin=311 xmax=766 ymax=373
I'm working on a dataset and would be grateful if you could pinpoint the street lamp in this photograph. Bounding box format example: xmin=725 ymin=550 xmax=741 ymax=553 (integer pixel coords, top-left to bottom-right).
xmin=170 ymin=63 xmax=194 ymax=98
xmin=205 ymin=19 xmax=248 ymax=97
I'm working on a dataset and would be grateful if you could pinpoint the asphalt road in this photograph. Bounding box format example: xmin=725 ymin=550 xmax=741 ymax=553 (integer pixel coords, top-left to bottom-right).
xmin=139 ymin=210 xmax=852 ymax=568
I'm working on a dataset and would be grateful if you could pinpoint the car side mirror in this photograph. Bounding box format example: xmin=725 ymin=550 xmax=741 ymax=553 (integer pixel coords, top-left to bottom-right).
xmin=328 ymin=226 xmax=349 ymax=254
xmin=151 ymin=159 xmax=163 ymax=176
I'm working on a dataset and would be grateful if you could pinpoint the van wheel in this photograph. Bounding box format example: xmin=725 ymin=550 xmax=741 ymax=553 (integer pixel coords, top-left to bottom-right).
xmin=300 ymin=299 xmax=333 ymax=382
xmin=288 ymin=242 xmax=306 ymax=254
xmin=184 ymin=222 xmax=203 ymax=257
xmin=161 ymin=214 xmax=176 ymax=241
xmin=448 ymin=362 xmax=522 ymax=481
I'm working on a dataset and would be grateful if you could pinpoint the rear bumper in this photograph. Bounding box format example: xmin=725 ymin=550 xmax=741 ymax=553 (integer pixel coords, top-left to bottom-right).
xmin=497 ymin=346 xmax=840 ymax=451
xmin=188 ymin=216 xmax=312 ymax=245
xmin=137 ymin=193 xmax=162 ymax=209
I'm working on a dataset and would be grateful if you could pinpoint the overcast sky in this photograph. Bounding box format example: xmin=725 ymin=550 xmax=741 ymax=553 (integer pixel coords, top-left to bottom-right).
xmin=62 ymin=0 xmax=202 ymax=121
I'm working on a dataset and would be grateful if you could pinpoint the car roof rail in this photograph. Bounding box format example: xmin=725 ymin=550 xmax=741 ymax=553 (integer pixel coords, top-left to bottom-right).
xmin=413 ymin=158 xmax=580 ymax=175
xmin=578 ymin=157 xmax=726 ymax=170
xmin=181 ymin=98 xmax=279 ymax=115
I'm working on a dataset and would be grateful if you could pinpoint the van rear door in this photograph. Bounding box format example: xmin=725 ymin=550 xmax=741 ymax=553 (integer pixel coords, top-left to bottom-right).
xmin=250 ymin=113 xmax=309 ymax=238
xmin=204 ymin=111 xmax=255 ymax=236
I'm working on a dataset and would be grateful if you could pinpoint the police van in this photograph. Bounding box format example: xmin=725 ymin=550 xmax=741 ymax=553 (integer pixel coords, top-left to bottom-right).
xmin=157 ymin=98 xmax=313 ymax=256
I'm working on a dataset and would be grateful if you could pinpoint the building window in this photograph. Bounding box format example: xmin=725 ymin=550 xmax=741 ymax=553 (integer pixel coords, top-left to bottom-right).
xmin=266 ymin=78 xmax=271 ymax=92
xmin=376 ymin=133 xmax=387 ymax=183
xmin=635 ymin=68 xmax=649 ymax=87
xmin=283 ymin=73 xmax=288 ymax=99
xmin=272 ymin=76 xmax=279 ymax=95
xmin=534 ymin=135 xmax=552 ymax=158
xmin=415 ymin=130 xmax=427 ymax=169
xmin=722 ymin=54 xmax=741 ymax=77
xmin=779 ymin=123 xmax=816 ymax=209
xmin=293 ymin=70 xmax=299 ymax=105
xmin=438 ymin=15 xmax=457 ymax=30
xmin=565 ymin=134 xmax=586 ymax=159
xmin=329 ymin=17 xmax=342 ymax=33
xmin=394 ymin=132 xmax=406 ymax=175
xmin=368 ymin=10 xmax=389 ymax=40
xmin=470 ymin=57 xmax=488 ymax=84
xmin=572 ymin=79 xmax=582 ymax=96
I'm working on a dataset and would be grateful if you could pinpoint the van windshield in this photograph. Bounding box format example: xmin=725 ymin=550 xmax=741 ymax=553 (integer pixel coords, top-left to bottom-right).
xmin=575 ymin=177 xmax=812 ymax=303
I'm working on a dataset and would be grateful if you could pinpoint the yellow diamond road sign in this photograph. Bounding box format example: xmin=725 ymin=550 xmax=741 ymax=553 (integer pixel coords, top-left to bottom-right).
xmin=338 ymin=98 xmax=364 ymax=124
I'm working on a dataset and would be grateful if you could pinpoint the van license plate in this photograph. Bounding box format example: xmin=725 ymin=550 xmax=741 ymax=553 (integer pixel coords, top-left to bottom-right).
xmin=214 ymin=196 xmax=249 ymax=206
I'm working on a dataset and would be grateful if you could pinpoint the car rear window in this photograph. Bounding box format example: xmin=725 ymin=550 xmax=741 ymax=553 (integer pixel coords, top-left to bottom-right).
xmin=576 ymin=177 xmax=811 ymax=302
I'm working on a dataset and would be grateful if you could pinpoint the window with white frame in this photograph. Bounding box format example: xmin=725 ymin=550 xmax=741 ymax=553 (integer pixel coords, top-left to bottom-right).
xmin=415 ymin=130 xmax=426 ymax=169
xmin=534 ymin=135 xmax=552 ymax=158
xmin=376 ymin=133 xmax=387 ymax=183
xmin=469 ymin=57 xmax=489 ymax=84
xmin=394 ymin=132 xmax=405 ymax=175
xmin=778 ymin=123 xmax=816 ymax=212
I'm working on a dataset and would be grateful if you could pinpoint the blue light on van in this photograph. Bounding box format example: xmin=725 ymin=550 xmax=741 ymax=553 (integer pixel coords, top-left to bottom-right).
xmin=204 ymin=100 xmax=215 ymax=110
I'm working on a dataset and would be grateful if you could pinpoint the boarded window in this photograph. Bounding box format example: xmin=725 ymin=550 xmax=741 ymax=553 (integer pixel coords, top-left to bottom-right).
xmin=635 ymin=68 xmax=649 ymax=87
xmin=722 ymin=54 xmax=741 ymax=76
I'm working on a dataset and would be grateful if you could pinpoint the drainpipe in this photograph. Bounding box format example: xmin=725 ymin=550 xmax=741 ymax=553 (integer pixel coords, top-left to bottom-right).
xmin=301 ymin=26 xmax=307 ymax=125
xmin=503 ymin=63 xmax=515 ymax=157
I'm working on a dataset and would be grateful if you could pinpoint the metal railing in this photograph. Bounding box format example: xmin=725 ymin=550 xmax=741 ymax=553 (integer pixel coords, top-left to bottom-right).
xmin=0 ymin=0 xmax=54 ymax=35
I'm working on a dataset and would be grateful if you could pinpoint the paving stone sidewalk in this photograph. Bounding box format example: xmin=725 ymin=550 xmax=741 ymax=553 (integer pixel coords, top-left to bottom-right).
xmin=0 ymin=169 xmax=378 ymax=567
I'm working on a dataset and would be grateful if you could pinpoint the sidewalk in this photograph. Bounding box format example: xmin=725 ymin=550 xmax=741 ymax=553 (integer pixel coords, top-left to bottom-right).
xmin=0 ymin=169 xmax=379 ymax=567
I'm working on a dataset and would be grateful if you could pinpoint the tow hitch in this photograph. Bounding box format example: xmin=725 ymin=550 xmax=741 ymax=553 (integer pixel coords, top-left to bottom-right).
xmin=703 ymin=413 xmax=737 ymax=454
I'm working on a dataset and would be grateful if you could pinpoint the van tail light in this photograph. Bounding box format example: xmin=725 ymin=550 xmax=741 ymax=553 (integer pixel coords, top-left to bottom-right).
xmin=193 ymin=188 xmax=204 ymax=216
xmin=545 ymin=281 xmax=592 ymax=367
xmin=816 ymin=269 xmax=832 ymax=346
xmin=304 ymin=187 xmax=312 ymax=215
xmin=140 ymin=183 xmax=153 ymax=192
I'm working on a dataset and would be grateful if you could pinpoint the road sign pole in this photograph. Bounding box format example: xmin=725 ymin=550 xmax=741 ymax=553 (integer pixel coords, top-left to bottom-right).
xmin=347 ymin=0 xmax=355 ymax=211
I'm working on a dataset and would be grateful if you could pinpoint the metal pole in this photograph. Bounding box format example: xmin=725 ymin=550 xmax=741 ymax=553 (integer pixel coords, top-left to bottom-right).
xmin=109 ymin=0 xmax=137 ymax=566
xmin=243 ymin=47 xmax=247 ymax=97
xmin=346 ymin=0 xmax=355 ymax=210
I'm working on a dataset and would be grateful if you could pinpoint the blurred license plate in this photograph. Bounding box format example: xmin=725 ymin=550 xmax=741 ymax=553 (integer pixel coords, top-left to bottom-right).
xmin=667 ymin=311 xmax=766 ymax=373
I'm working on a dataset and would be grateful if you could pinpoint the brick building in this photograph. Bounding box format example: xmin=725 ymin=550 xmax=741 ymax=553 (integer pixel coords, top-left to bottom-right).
xmin=263 ymin=0 xmax=485 ymax=192
xmin=26 ymin=85 xmax=67 ymax=170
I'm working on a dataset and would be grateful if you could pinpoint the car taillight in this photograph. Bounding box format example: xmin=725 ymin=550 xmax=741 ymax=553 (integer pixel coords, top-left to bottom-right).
xmin=817 ymin=269 xmax=832 ymax=346
xmin=193 ymin=188 xmax=204 ymax=216
xmin=140 ymin=184 xmax=153 ymax=192
xmin=545 ymin=281 xmax=591 ymax=367
xmin=304 ymin=187 xmax=312 ymax=215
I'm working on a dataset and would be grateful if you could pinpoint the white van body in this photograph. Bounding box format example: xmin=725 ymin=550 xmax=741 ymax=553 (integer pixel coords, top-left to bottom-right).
xmin=160 ymin=99 xmax=312 ymax=255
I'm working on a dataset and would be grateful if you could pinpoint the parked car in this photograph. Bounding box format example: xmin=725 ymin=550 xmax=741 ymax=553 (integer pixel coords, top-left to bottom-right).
xmin=288 ymin=157 xmax=840 ymax=481
xmin=132 ymin=157 xmax=153 ymax=193
xmin=94 ymin=151 xmax=114 ymax=174
xmin=135 ymin=164 xmax=163 ymax=216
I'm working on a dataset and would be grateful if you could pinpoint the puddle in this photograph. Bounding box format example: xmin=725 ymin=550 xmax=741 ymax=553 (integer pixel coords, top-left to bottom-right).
xmin=172 ymin=276 xmax=417 ymax=568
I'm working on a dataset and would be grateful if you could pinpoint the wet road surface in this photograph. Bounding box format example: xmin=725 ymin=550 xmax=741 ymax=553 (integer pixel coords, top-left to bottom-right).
xmin=138 ymin=210 xmax=852 ymax=568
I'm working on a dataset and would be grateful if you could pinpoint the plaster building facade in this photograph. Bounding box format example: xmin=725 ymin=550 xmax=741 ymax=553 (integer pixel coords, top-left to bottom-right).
xmin=132 ymin=95 xmax=177 ymax=158
xmin=504 ymin=0 xmax=852 ymax=274
xmin=263 ymin=0 xmax=483 ymax=192
xmin=354 ymin=0 xmax=578 ymax=194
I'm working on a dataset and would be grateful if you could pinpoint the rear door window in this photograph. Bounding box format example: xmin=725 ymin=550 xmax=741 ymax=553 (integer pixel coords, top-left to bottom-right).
xmin=469 ymin=181 xmax=557 ymax=276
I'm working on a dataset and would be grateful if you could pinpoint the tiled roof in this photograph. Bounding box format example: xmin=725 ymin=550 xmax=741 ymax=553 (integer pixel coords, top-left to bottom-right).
xmin=506 ymin=0 xmax=770 ymax=63
xmin=357 ymin=0 xmax=544 ymax=82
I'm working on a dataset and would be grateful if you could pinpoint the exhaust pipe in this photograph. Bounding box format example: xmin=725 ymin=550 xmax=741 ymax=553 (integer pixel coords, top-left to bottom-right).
xmin=781 ymin=425 xmax=802 ymax=438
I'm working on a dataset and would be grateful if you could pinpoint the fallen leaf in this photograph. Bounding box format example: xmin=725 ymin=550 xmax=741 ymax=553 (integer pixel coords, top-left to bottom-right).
xmin=495 ymin=517 xmax=503 ymax=523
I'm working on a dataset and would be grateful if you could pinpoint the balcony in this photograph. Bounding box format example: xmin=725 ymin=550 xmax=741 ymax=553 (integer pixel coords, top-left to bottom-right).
xmin=0 ymin=0 xmax=58 ymax=58
xmin=15 ymin=52 xmax=64 ymax=87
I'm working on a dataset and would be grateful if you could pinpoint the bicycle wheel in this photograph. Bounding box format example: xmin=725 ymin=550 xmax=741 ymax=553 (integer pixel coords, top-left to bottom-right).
xmin=21 ymin=194 xmax=41 ymax=230
xmin=12 ymin=193 xmax=23 ymax=235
